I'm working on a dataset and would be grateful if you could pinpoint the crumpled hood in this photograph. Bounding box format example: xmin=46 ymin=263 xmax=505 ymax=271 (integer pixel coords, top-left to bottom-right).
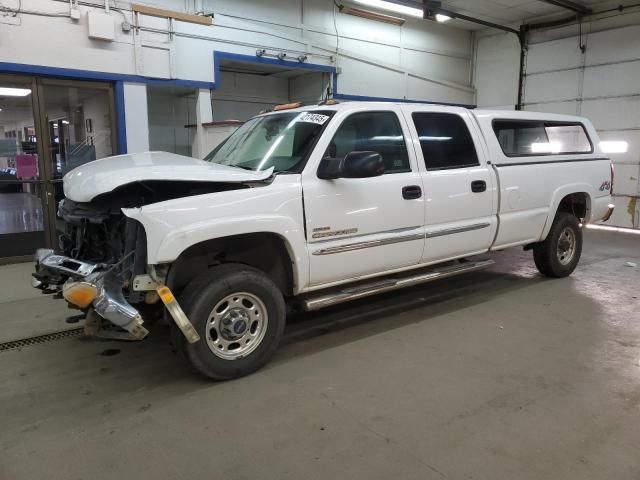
xmin=63 ymin=151 xmax=273 ymax=202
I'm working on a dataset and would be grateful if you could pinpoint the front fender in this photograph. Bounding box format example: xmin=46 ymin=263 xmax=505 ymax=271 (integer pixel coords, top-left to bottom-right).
xmin=122 ymin=175 xmax=309 ymax=293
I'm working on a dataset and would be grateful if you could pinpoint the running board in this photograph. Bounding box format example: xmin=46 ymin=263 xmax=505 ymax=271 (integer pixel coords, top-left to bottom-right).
xmin=301 ymin=259 xmax=495 ymax=311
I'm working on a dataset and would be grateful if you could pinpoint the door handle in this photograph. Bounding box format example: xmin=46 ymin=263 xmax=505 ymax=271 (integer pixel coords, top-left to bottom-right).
xmin=402 ymin=185 xmax=422 ymax=200
xmin=471 ymin=180 xmax=486 ymax=193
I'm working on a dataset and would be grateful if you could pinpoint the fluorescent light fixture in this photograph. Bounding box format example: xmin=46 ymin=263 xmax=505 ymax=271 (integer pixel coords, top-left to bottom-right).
xmin=531 ymin=142 xmax=562 ymax=153
xmin=352 ymin=0 xmax=423 ymax=18
xmin=342 ymin=6 xmax=406 ymax=25
xmin=0 ymin=87 xmax=31 ymax=97
xmin=435 ymin=13 xmax=451 ymax=22
xmin=600 ymin=140 xmax=628 ymax=153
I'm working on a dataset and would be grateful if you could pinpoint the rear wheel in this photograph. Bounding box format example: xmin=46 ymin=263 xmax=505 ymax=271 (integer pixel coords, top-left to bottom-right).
xmin=174 ymin=264 xmax=286 ymax=380
xmin=533 ymin=212 xmax=582 ymax=278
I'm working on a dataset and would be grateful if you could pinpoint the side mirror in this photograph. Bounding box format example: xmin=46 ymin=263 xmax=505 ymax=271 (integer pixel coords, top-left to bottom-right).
xmin=317 ymin=151 xmax=385 ymax=180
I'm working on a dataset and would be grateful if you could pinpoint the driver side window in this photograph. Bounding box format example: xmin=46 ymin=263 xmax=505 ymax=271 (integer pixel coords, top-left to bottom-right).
xmin=324 ymin=111 xmax=411 ymax=174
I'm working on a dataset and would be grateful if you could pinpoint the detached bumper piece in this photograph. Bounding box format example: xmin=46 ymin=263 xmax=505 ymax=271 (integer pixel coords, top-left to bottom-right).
xmin=33 ymin=249 xmax=148 ymax=341
xmin=93 ymin=273 xmax=148 ymax=340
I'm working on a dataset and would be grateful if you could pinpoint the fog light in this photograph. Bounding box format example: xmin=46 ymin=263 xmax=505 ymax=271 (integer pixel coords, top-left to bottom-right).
xmin=63 ymin=281 xmax=98 ymax=308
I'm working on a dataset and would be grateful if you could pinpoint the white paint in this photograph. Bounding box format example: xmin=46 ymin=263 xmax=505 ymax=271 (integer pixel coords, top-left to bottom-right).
xmin=64 ymin=102 xmax=613 ymax=293
xmin=122 ymin=83 xmax=149 ymax=153
xmin=63 ymin=151 xmax=273 ymax=202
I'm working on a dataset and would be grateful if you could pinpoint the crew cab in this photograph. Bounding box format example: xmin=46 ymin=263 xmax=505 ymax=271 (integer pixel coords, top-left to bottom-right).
xmin=32 ymin=101 xmax=615 ymax=379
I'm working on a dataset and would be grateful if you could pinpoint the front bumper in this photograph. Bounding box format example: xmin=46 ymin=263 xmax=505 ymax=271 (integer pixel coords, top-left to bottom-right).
xmin=33 ymin=249 xmax=148 ymax=340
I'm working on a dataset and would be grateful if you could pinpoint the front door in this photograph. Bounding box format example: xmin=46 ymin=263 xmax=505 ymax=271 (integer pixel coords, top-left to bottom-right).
xmin=402 ymin=106 xmax=495 ymax=263
xmin=303 ymin=108 xmax=425 ymax=287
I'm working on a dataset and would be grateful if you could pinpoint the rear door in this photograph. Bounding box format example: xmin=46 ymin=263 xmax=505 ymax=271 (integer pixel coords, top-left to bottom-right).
xmin=402 ymin=106 xmax=496 ymax=263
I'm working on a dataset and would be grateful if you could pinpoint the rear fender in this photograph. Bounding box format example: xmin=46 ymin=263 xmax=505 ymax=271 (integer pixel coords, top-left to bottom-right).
xmin=540 ymin=184 xmax=593 ymax=240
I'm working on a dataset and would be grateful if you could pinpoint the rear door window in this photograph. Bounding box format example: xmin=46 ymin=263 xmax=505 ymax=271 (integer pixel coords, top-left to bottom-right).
xmin=493 ymin=120 xmax=593 ymax=156
xmin=411 ymin=112 xmax=479 ymax=170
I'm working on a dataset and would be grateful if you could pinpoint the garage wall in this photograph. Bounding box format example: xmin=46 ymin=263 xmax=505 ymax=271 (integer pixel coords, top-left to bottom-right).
xmin=474 ymin=10 xmax=640 ymax=229
xmin=0 ymin=0 xmax=475 ymax=105
xmin=473 ymin=32 xmax=520 ymax=109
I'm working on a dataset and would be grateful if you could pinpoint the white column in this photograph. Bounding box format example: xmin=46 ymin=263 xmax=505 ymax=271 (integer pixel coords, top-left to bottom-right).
xmin=123 ymin=83 xmax=150 ymax=153
xmin=191 ymin=88 xmax=213 ymax=159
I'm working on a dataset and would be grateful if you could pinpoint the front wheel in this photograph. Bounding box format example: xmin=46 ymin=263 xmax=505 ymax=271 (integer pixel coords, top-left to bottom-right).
xmin=175 ymin=264 xmax=286 ymax=380
xmin=533 ymin=212 xmax=583 ymax=278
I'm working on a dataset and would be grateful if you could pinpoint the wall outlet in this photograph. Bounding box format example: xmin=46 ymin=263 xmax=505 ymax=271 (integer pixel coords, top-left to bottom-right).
xmin=87 ymin=11 xmax=115 ymax=41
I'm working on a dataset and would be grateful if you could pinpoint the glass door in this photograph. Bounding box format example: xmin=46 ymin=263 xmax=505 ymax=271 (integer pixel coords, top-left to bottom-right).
xmin=0 ymin=76 xmax=117 ymax=261
xmin=0 ymin=75 xmax=47 ymax=260
xmin=37 ymin=79 xmax=117 ymax=248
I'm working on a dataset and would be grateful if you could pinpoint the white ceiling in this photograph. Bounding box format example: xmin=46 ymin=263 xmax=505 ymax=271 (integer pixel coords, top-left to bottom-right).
xmin=439 ymin=0 xmax=613 ymax=29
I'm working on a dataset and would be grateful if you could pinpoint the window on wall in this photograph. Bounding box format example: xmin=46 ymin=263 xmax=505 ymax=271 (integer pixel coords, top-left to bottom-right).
xmin=412 ymin=112 xmax=479 ymax=170
xmin=147 ymin=86 xmax=198 ymax=156
xmin=324 ymin=111 xmax=410 ymax=174
xmin=492 ymin=120 xmax=593 ymax=156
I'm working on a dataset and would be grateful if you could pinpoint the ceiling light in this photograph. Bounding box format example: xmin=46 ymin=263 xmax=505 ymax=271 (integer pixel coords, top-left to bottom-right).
xmin=600 ymin=140 xmax=628 ymax=153
xmin=435 ymin=13 xmax=451 ymax=22
xmin=352 ymin=0 xmax=423 ymax=18
xmin=0 ymin=87 xmax=31 ymax=97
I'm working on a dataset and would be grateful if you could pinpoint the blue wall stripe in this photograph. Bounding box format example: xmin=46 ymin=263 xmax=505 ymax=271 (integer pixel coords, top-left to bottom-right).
xmin=114 ymin=81 xmax=127 ymax=154
xmin=0 ymin=62 xmax=215 ymax=89
xmin=213 ymin=51 xmax=336 ymax=85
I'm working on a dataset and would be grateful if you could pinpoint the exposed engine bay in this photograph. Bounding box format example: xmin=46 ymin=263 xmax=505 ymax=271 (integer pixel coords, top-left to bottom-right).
xmin=32 ymin=180 xmax=246 ymax=342
xmin=59 ymin=180 xmax=248 ymax=265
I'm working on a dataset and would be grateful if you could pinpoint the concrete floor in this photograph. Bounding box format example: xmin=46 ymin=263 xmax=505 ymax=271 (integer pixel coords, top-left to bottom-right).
xmin=0 ymin=229 xmax=639 ymax=480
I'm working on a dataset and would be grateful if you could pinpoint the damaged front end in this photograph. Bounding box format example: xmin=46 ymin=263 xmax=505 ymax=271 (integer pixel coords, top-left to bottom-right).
xmin=32 ymin=185 xmax=205 ymax=343
xmin=35 ymin=249 xmax=149 ymax=339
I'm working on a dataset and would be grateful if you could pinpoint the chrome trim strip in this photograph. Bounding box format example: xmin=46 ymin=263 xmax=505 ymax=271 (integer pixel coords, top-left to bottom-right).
xmin=312 ymin=223 xmax=491 ymax=256
xmin=425 ymin=222 xmax=490 ymax=239
xmin=311 ymin=225 xmax=422 ymax=244
xmin=495 ymin=157 xmax=609 ymax=167
xmin=312 ymin=232 xmax=424 ymax=256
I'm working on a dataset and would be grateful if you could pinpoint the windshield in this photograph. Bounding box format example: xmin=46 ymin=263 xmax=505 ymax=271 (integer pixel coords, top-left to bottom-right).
xmin=204 ymin=110 xmax=334 ymax=173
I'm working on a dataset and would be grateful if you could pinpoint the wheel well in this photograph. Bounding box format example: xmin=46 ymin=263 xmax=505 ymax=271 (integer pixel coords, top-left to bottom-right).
xmin=557 ymin=192 xmax=590 ymax=220
xmin=167 ymin=233 xmax=295 ymax=297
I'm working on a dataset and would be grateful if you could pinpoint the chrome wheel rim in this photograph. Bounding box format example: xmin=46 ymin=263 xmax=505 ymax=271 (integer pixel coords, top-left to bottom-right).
xmin=557 ymin=227 xmax=576 ymax=265
xmin=206 ymin=292 xmax=268 ymax=360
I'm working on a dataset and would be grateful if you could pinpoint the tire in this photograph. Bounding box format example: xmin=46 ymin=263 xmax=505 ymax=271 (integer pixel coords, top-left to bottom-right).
xmin=173 ymin=263 xmax=286 ymax=380
xmin=533 ymin=212 xmax=582 ymax=278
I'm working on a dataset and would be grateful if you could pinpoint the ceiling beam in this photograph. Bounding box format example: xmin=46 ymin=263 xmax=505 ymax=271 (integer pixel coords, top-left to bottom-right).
xmin=535 ymin=0 xmax=592 ymax=15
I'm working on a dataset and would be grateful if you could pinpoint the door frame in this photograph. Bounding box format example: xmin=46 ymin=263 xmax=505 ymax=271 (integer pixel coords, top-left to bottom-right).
xmin=0 ymin=74 xmax=118 ymax=263
xmin=35 ymin=77 xmax=118 ymax=249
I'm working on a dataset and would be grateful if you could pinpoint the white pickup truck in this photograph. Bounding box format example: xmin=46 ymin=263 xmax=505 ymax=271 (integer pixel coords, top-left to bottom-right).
xmin=33 ymin=101 xmax=614 ymax=379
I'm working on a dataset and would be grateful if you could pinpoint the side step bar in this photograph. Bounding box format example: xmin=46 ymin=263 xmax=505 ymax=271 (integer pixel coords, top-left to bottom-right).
xmin=301 ymin=259 xmax=495 ymax=311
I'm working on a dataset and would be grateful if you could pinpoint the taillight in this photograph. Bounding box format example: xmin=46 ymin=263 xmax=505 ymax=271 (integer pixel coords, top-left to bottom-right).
xmin=610 ymin=163 xmax=615 ymax=194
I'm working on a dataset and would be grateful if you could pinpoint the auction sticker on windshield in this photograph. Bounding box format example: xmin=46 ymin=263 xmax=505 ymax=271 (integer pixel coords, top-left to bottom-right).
xmin=299 ymin=113 xmax=330 ymax=125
